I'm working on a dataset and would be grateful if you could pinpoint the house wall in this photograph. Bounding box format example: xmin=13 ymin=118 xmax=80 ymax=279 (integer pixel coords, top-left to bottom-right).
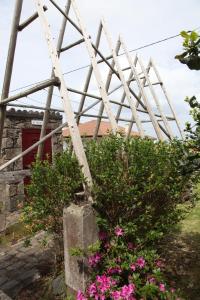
xmin=0 ymin=109 xmax=63 ymax=216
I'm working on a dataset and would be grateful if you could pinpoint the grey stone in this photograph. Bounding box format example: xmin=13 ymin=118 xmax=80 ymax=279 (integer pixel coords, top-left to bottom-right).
xmin=0 ymin=213 xmax=6 ymax=232
xmin=0 ymin=276 xmax=9 ymax=286
xmin=1 ymin=279 xmax=19 ymax=292
xmin=17 ymin=268 xmax=40 ymax=284
xmin=0 ymin=290 xmax=12 ymax=300
xmin=63 ymin=203 xmax=98 ymax=292
xmin=52 ymin=274 xmax=66 ymax=296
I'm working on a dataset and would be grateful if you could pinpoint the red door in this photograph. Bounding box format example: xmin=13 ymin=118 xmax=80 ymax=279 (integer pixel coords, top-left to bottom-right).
xmin=22 ymin=128 xmax=52 ymax=187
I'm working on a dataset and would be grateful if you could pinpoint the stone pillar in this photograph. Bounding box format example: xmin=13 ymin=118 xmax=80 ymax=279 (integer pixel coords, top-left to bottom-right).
xmin=0 ymin=183 xmax=7 ymax=232
xmin=63 ymin=203 xmax=98 ymax=293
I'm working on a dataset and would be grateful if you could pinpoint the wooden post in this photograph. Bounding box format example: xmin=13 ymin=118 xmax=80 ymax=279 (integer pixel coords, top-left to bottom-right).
xmin=116 ymin=57 xmax=138 ymax=123
xmin=93 ymin=39 xmax=121 ymax=139
xmin=119 ymin=37 xmax=164 ymax=140
xmin=0 ymin=78 xmax=60 ymax=105
xmin=70 ymin=0 xmax=118 ymax=134
xmin=150 ymin=58 xmax=184 ymax=139
xmin=101 ymin=20 xmax=145 ymax=138
xmin=77 ymin=22 xmax=103 ymax=125
xmin=35 ymin=0 xmax=93 ymax=187
xmin=0 ymin=0 xmax=23 ymax=154
xmin=18 ymin=5 xmax=47 ymax=31
xmin=37 ymin=0 xmax=71 ymax=159
xmin=138 ymin=58 xmax=174 ymax=139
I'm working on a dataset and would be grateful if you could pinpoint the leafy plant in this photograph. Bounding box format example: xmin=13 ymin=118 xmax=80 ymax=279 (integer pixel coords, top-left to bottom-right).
xmin=86 ymin=136 xmax=191 ymax=246
xmin=22 ymin=149 xmax=84 ymax=235
xmin=175 ymin=30 xmax=200 ymax=70
xmin=76 ymin=226 xmax=182 ymax=300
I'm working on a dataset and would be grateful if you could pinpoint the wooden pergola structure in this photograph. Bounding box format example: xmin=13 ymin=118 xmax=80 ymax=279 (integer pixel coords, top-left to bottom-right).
xmin=0 ymin=0 xmax=184 ymax=191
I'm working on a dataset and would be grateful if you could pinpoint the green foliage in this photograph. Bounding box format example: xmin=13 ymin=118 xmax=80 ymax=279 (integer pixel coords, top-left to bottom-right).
xmin=23 ymin=136 xmax=193 ymax=248
xmin=175 ymin=30 xmax=200 ymax=70
xmin=180 ymin=96 xmax=200 ymax=176
xmin=22 ymin=150 xmax=84 ymax=235
xmin=86 ymin=136 xmax=191 ymax=246
xmin=79 ymin=226 xmax=181 ymax=300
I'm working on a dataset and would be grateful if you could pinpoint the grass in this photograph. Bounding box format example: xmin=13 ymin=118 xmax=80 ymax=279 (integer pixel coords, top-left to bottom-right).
xmin=160 ymin=185 xmax=200 ymax=300
xmin=180 ymin=201 xmax=200 ymax=234
xmin=0 ymin=221 xmax=30 ymax=248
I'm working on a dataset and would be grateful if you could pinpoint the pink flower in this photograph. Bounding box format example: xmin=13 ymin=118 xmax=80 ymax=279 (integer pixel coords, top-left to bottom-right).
xmin=115 ymin=226 xmax=124 ymax=236
xmin=159 ymin=283 xmax=166 ymax=292
xmin=88 ymin=253 xmax=101 ymax=267
xmin=88 ymin=283 xmax=97 ymax=297
xmin=136 ymin=257 xmax=145 ymax=268
xmin=107 ymin=266 xmax=122 ymax=275
xmin=121 ymin=284 xmax=135 ymax=299
xmin=77 ymin=290 xmax=87 ymax=300
xmin=105 ymin=242 xmax=111 ymax=249
xmin=99 ymin=231 xmax=107 ymax=241
xmin=111 ymin=290 xmax=121 ymax=300
xmin=148 ymin=277 xmax=156 ymax=284
xmin=128 ymin=242 xmax=135 ymax=250
xmin=155 ymin=259 xmax=165 ymax=268
xmin=130 ymin=264 xmax=136 ymax=271
xmin=170 ymin=288 xmax=175 ymax=293
xmin=96 ymin=275 xmax=116 ymax=293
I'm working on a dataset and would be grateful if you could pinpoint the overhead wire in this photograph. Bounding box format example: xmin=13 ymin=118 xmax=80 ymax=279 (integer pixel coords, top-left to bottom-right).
xmin=8 ymin=25 xmax=200 ymax=94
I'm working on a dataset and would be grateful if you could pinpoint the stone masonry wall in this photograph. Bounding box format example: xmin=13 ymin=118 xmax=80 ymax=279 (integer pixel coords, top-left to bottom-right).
xmin=0 ymin=109 xmax=63 ymax=220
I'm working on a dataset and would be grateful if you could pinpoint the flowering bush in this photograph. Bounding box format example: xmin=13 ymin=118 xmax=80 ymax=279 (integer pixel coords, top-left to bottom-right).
xmin=76 ymin=226 xmax=182 ymax=300
xmin=86 ymin=136 xmax=192 ymax=246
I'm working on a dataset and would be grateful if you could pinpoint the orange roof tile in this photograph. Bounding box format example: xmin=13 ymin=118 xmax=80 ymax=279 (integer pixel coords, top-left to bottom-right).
xmin=62 ymin=120 xmax=140 ymax=137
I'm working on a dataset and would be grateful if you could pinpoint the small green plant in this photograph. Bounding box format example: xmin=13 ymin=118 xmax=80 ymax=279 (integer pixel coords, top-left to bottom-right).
xmin=175 ymin=30 xmax=200 ymax=70
xmin=22 ymin=149 xmax=84 ymax=236
xmin=86 ymin=136 xmax=192 ymax=246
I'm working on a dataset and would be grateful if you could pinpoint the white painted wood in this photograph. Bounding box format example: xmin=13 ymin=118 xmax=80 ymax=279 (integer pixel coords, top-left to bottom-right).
xmin=138 ymin=58 xmax=174 ymax=139
xmin=94 ymin=39 xmax=121 ymax=138
xmin=70 ymin=0 xmax=118 ymax=134
xmin=38 ymin=0 xmax=71 ymax=159
xmin=150 ymin=58 xmax=184 ymax=139
xmin=101 ymin=19 xmax=145 ymax=138
xmin=77 ymin=22 xmax=103 ymax=125
xmin=34 ymin=0 xmax=93 ymax=187
xmin=0 ymin=0 xmax=23 ymax=153
xmin=119 ymin=36 xmax=164 ymax=140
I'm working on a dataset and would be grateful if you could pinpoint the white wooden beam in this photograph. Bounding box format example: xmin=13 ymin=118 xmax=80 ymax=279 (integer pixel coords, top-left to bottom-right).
xmin=119 ymin=36 xmax=164 ymax=140
xmin=150 ymin=58 xmax=184 ymax=139
xmin=70 ymin=0 xmax=118 ymax=134
xmin=101 ymin=19 xmax=145 ymax=138
xmin=34 ymin=0 xmax=92 ymax=187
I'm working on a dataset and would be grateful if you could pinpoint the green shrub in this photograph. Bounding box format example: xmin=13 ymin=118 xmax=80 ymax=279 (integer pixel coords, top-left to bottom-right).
xmin=23 ymin=135 xmax=193 ymax=247
xmin=86 ymin=136 xmax=191 ymax=245
xmin=22 ymin=150 xmax=84 ymax=235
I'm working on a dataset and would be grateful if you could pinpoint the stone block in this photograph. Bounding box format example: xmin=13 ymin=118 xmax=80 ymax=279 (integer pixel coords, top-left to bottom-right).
xmin=8 ymin=194 xmax=24 ymax=212
xmin=2 ymin=138 xmax=14 ymax=149
xmin=17 ymin=181 xmax=24 ymax=195
xmin=0 ymin=290 xmax=12 ymax=300
xmin=0 ymin=213 xmax=6 ymax=232
xmin=4 ymin=148 xmax=21 ymax=160
xmin=63 ymin=203 xmax=98 ymax=293
xmin=6 ymin=184 xmax=17 ymax=197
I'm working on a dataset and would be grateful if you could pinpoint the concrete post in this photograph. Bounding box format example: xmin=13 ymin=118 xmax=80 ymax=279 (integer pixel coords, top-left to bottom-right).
xmin=0 ymin=183 xmax=7 ymax=232
xmin=63 ymin=203 xmax=99 ymax=293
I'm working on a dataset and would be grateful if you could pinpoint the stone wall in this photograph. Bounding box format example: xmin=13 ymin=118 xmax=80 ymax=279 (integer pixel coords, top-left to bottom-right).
xmin=0 ymin=109 xmax=63 ymax=230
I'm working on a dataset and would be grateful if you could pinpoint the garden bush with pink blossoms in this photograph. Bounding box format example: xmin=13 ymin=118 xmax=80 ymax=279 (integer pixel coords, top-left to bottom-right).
xmin=76 ymin=225 xmax=181 ymax=300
